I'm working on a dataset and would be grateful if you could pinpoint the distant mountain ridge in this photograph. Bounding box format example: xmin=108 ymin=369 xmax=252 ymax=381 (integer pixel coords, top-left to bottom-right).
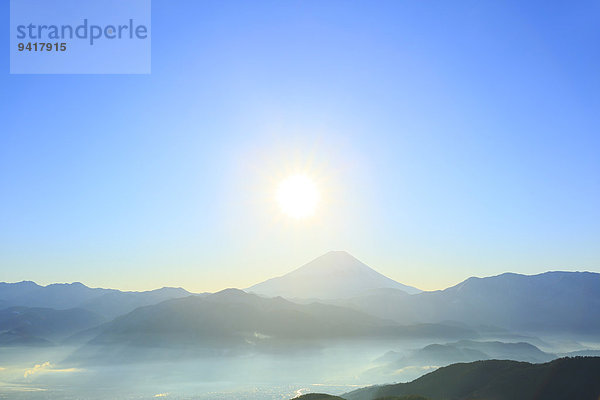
xmin=247 ymin=251 xmax=422 ymax=299
xmin=3 ymin=255 xmax=598 ymax=338
xmin=0 ymin=281 xmax=195 ymax=319
xmin=334 ymin=270 xmax=600 ymax=334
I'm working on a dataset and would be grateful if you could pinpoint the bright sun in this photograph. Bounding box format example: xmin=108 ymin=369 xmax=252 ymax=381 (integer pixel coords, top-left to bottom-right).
xmin=276 ymin=174 xmax=320 ymax=219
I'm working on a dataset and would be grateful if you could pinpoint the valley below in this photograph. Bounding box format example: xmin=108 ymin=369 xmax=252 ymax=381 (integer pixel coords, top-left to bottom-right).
xmin=1 ymin=252 xmax=599 ymax=400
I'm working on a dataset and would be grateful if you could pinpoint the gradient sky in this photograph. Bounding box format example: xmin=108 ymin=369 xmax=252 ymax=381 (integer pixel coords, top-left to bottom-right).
xmin=1 ymin=0 xmax=599 ymax=292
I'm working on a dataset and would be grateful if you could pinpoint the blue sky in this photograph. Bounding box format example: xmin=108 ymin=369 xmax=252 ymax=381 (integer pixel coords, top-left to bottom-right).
xmin=1 ymin=0 xmax=599 ymax=292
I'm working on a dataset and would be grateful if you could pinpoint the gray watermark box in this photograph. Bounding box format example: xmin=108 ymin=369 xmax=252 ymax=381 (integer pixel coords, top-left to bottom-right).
xmin=10 ymin=0 xmax=151 ymax=74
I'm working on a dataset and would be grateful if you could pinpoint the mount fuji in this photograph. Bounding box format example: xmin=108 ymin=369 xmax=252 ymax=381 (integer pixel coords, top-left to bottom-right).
xmin=247 ymin=251 xmax=421 ymax=300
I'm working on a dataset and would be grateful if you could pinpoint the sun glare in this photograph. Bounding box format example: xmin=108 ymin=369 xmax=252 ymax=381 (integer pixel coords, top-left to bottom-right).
xmin=276 ymin=174 xmax=320 ymax=219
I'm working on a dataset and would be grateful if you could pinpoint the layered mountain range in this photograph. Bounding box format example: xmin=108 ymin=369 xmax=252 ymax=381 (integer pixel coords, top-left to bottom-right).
xmin=1 ymin=251 xmax=599 ymax=356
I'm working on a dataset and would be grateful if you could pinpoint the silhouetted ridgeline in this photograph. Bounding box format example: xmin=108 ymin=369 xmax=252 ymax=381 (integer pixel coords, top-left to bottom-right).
xmin=0 ymin=281 xmax=195 ymax=318
xmin=67 ymin=289 xmax=477 ymax=364
xmin=295 ymin=395 xmax=429 ymax=400
xmin=327 ymin=271 xmax=600 ymax=335
xmin=343 ymin=357 xmax=600 ymax=400
xmin=2 ymin=255 xmax=600 ymax=399
xmin=3 ymin=259 xmax=599 ymax=336
xmin=246 ymin=253 xmax=600 ymax=335
xmin=362 ymin=339 xmax=557 ymax=380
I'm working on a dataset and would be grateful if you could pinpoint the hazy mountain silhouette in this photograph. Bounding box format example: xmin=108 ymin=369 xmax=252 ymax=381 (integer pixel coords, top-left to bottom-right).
xmin=0 ymin=281 xmax=112 ymax=309
xmin=0 ymin=281 xmax=194 ymax=319
xmin=247 ymin=251 xmax=421 ymax=299
xmin=364 ymin=339 xmax=556 ymax=380
xmin=70 ymin=289 xmax=476 ymax=364
xmin=337 ymin=271 xmax=600 ymax=334
xmin=344 ymin=357 xmax=600 ymax=400
xmin=0 ymin=306 xmax=105 ymax=346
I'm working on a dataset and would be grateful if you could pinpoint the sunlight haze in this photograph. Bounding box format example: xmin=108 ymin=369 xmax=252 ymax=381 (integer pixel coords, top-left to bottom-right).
xmin=1 ymin=1 xmax=598 ymax=294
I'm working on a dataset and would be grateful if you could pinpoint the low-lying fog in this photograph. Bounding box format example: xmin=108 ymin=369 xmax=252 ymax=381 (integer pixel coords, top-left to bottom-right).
xmin=2 ymin=336 xmax=599 ymax=400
